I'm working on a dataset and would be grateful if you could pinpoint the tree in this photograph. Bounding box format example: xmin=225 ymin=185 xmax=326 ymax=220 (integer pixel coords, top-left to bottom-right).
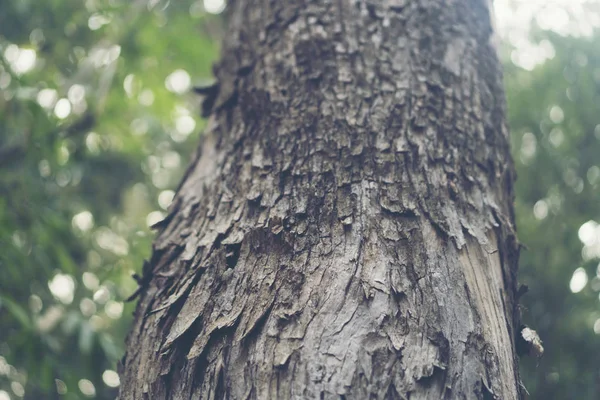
xmin=119 ymin=1 xmax=524 ymax=398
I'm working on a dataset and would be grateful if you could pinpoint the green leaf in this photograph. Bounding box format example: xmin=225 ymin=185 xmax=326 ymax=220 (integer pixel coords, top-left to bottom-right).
xmin=78 ymin=320 xmax=94 ymax=354
xmin=0 ymin=294 xmax=32 ymax=330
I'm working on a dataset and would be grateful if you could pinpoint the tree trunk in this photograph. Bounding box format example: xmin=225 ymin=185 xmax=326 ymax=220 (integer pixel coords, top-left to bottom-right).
xmin=119 ymin=0 xmax=522 ymax=398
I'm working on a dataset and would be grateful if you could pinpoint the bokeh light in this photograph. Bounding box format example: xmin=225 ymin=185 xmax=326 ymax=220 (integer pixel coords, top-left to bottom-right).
xmin=48 ymin=274 xmax=76 ymax=304
xmin=570 ymin=267 xmax=589 ymax=293
xmin=102 ymin=370 xmax=120 ymax=388
xmin=203 ymin=0 xmax=226 ymax=14
xmin=165 ymin=69 xmax=191 ymax=94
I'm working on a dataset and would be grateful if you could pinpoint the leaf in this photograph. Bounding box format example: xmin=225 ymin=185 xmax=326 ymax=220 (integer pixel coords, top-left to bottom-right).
xmin=0 ymin=294 xmax=32 ymax=330
xmin=99 ymin=333 xmax=121 ymax=362
xmin=78 ymin=321 xmax=94 ymax=355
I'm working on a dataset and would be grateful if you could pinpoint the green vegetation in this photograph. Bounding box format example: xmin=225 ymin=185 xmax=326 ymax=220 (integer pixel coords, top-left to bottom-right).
xmin=0 ymin=1 xmax=220 ymax=398
xmin=506 ymin=30 xmax=600 ymax=399
xmin=1 ymin=1 xmax=599 ymax=398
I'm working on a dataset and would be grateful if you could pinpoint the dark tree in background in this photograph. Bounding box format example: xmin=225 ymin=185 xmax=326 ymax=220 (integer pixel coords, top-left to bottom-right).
xmin=119 ymin=0 xmax=524 ymax=398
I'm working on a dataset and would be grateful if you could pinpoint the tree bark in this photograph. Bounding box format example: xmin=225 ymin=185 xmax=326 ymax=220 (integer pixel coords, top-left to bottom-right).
xmin=119 ymin=0 xmax=522 ymax=398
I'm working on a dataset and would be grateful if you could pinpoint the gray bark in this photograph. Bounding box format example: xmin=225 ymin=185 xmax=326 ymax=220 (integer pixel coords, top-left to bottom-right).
xmin=119 ymin=0 xmax=522 ymax=398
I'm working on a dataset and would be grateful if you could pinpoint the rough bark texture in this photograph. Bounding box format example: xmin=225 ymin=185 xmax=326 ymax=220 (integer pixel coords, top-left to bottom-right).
xmin=119 ymin=0 xmax=522 ymax=398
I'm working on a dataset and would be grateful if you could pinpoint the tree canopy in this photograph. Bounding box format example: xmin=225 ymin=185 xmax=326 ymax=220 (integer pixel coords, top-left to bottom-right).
xmin=1 ymin=1 xmax=599 ymax=399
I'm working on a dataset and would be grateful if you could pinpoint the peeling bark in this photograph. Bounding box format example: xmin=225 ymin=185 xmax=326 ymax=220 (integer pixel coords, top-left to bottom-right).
xmin=119 ymin=0 xmax=522 ymax=398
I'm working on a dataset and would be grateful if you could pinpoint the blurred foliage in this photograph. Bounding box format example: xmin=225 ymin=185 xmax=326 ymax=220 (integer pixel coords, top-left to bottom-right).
xmin=0 ymin=0 xmax=221 ymax=398
xmin=1 ymin=0 xmax=600 ymax=399
xmin=505 ymin=29 xmax=600 ymax=398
